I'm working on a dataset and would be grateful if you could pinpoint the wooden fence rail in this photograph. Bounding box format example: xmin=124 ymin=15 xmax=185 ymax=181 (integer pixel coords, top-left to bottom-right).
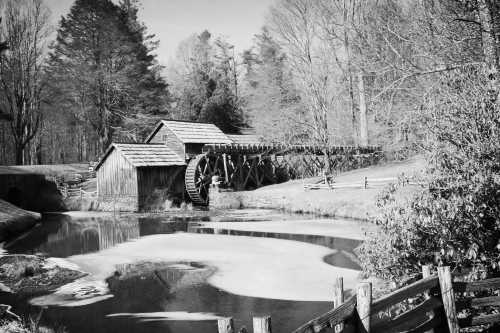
xmin=214 ymin=268 xmax=500 ymax=333
xmin=288 ymin=265 xmax=500 ymax=333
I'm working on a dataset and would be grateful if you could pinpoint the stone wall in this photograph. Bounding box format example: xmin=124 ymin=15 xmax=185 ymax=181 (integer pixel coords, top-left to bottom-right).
xmin=209 ymin=185 xmax=289 ymax=211
xmin=98 ymin=195 xmax=138 ymax=212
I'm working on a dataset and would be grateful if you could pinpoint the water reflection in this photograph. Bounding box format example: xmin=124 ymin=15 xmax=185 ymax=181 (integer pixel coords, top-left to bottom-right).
xmin=42 ymin=263 xmax=333 ymax=333
xmin=1 ymin=211 xmax=365 ymax=333
xmin=6 ymin=214 xmax=140 ymax=257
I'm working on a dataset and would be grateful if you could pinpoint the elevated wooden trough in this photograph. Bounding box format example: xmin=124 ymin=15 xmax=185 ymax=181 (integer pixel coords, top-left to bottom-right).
xmin=185 ymin=142 xmax=383 ymax=204
xmin=202 ymin=143 xmax=381 ymax=155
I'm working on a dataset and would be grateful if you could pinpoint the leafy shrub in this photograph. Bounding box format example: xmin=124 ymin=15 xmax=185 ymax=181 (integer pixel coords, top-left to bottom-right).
xmin=357 ymin=69 xmax=500 ymax=281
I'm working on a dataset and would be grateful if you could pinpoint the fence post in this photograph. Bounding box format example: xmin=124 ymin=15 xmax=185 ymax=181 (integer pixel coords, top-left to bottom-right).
xmin=356 ymin=282 xmax=372 ymax=333
xmin=422 ymin=265 xmax=435 ymax=333
xmin=253 ymin=316 xmax=272 ymax=333
xmin=437 ymin=266 xmax=459 ymax=333
xmin=218 ymin=317 xmax=235 ymax=333
xmin=333 ymin=277 xmax=344 ymax=333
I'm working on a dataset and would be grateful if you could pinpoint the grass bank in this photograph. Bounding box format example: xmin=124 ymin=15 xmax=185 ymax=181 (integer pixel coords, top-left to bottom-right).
xmin=211 ymin=156 xmax=425 ymax=220
xmin=0 ymin=200 xmax=40 ymax=242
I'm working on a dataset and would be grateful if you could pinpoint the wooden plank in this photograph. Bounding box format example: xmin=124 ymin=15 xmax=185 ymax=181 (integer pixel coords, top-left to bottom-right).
xmin=292 ymin=295 xmax=357 ymax=333
xmin=253 ymin=316 xmax=272 ymax=333
xmin=371 ymin=276 xmax=439 ymax=313
xmin=458 ymin=313 xmax=500 ymax=327
xmin=218 ymin=318 xmax=234 ymax=333
xmin=421 ymin=265 xmax=435 ymax=333
xmin=456 ymin=295 xmax=500 ymax=310
xmin=372 ymin=297 xmax=442 ymax=333
xmin=357 ymin=282 xmax=372 ymax=332
xmin=437 ymin=266 xmax=460 ymax=333
xmin=405 ymin=310 xmax=444 ymax=333
xmin=453 ymin=277 xmax=500 ymax=292
xmin=333 ymin=277 xmax=344 ymax=333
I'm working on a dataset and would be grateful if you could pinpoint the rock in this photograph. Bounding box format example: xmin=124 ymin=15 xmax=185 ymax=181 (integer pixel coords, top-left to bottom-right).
xmin=0 ymin=255 xmax=86 ymax=297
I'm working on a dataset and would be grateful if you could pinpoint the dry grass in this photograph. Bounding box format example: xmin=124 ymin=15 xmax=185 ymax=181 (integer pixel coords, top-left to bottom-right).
xmin=228 ymin=156 xmax=426 ymax=220
xmin=0 ymin=318 xmax=66 ymax=333
xmin=0 ymin=164 xmax=88 ymax=176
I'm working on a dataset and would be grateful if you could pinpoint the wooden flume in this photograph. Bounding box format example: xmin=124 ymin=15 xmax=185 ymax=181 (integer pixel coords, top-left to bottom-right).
xmin=185 ymin=143 xmax=382 ymax=205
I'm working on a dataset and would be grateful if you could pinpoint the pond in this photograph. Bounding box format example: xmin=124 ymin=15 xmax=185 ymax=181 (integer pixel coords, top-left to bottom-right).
xmin=0 ymin=209 xmax=374 ymax=333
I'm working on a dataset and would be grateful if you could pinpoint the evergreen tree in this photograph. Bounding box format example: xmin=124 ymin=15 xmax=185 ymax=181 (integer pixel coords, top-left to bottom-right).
xmin=45 ymin=0 xmax=169 ymax=155
xmin=118 ymin=0 xmax=170 ymax=137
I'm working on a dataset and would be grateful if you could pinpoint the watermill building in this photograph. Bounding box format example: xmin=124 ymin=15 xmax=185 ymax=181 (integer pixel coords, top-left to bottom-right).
xmin=146 ymin=120 xmax=232 ymax=160
xmin=95 ymin=143 xmax=186 ymax=211
xmin=96 ymin=120 xmax=380 ymax=211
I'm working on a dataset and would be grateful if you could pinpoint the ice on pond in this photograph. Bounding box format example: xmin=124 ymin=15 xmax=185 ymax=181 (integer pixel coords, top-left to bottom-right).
xmin=30 ymin=233 xmax=361 ymax=306
xmin=107 ymin=311 xmax=223 ymax=321
xmin=198 ymin=218 xmax=377 ymax=240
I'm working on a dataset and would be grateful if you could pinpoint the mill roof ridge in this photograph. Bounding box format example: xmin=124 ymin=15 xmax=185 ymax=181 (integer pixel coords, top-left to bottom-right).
xmin=95 ymin=143 xmax=185 ymax=170
xmin=146 ymin=120 xmax=232 ymax=144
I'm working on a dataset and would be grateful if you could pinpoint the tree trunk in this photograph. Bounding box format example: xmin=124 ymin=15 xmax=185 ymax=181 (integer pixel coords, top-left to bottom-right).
xmin=343 ymin=0 xmax=357 ymax=145
xmin=358 ymin=71 xmax=368 ymax=146
xmin=477 ymin=0 xmax=499 ymax=101
xmin=15 ymin=143 xmax=24 ymax=165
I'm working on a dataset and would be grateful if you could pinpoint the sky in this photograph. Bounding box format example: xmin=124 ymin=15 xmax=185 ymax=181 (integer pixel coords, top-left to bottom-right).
xmin=44 ymin=0 xmax=274 ymax=66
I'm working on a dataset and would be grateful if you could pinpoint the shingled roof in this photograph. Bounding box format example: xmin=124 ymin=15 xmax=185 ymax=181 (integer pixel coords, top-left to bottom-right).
xmin=146 ymin=120 xmax=232 ymax=144
xmin=95 ymin=143 xmax=185 ymax=170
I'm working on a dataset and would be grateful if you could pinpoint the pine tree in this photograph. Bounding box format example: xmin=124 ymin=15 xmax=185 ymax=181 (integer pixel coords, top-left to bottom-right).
xmin=45 ymin=0 xmax=169 ymax=155
xmin=118 ymin=0 xmax=170 ymax=138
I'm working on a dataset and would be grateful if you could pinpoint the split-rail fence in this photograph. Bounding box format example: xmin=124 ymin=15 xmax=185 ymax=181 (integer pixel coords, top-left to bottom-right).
xmin=217 ymin=265 xmax=500 ymax=333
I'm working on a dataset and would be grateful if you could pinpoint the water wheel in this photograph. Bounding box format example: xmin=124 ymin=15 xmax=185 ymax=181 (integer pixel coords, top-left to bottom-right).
xmin=185 ymin=153 xmax=224 ymax=205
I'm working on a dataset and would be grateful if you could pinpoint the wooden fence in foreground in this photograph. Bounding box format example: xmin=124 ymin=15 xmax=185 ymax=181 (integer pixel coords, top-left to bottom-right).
xmin=218 ymin=265 xmax=500 ymax=333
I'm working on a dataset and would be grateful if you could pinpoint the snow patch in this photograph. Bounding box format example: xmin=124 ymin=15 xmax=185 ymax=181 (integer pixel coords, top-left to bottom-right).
xmin=107 ymin=311 xmax=223 ymax=321
xmin=198 ymin=218 xmax=377 ymax=240
xmin=61 ymin=211 xmax=114 ymax=219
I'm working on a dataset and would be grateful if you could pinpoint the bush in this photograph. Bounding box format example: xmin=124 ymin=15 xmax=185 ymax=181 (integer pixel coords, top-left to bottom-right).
xmin=357 ymin=69 xmax=500 ymax=281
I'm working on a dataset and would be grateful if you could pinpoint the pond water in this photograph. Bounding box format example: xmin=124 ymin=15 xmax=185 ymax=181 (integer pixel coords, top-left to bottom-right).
xmin=0 ymin=209 xmax=374 ymax=333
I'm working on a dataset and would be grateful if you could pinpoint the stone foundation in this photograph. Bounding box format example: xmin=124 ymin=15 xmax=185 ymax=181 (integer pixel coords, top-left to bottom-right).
xmin=98 ymin=195 xmax=138 ymax=212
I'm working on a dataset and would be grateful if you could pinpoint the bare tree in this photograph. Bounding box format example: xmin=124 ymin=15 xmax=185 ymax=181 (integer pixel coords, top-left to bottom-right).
xmin=315 ymin=0 xmax=369 ymax=145
xmin=0 ymin=0 xmax=50 ymax=164
xmin=477 ymin=0 xmax=499 ymax=101
xmin=268 ymin=0 xmax=340 ymax=148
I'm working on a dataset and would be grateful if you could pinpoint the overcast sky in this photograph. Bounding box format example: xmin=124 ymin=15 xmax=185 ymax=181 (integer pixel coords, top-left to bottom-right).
xmin=44 ymin=0 xmax=273 ymax=65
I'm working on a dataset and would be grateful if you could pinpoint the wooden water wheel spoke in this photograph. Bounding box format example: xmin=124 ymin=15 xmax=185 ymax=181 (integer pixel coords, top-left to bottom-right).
xmin=185 ymin=153 xmax=226 ymax=206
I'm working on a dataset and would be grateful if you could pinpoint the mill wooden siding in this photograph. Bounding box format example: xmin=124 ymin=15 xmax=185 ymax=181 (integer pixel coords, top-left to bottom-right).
xmin=148 ymin=126 xmax=185 ymax=160
xmin=97 ymin=148 xmax=138 ymax=205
